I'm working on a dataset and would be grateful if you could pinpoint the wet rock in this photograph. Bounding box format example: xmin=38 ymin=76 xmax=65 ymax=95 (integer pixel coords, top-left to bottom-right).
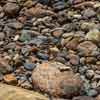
xmin=3 ymin=3 xmax=20 ymax=16
xmin=3 ymin=74 xmax=17 ymax=85
xmin=32 ymin=61 xmax=82 ymax=98
xmin=77 ymin=41 xmax=98 ymax=56
xmin=72 ymin=96 xmax=95 ymax=100
xmin=0 ymin=83 xmax=48 ymax=100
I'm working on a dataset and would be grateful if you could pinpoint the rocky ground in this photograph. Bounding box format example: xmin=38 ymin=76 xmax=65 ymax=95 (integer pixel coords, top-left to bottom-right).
xmin=0 ymin=0 xmax=100 ymax=100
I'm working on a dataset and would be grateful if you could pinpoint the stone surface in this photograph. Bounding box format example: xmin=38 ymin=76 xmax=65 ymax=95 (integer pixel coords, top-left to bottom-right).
xmin=3 ymin=3 xmax=20 ymax=16
xmin=32 ymin=61 xmax=82 ymax=98
xmin=0 ymin=83 xmax=48 ymax=100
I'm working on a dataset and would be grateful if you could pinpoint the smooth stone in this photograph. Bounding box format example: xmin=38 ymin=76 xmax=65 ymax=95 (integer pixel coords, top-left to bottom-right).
xmin=24 ymin=63 xmax=36 ymax=71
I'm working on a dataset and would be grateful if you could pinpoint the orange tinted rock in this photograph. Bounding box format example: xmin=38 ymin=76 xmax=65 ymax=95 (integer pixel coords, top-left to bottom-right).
xmin=3 ymin=74 xmax=17 ymax=85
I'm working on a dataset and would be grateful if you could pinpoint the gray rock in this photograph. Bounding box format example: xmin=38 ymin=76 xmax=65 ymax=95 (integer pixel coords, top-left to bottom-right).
xmin=82 ymin=8 xmax=96 ymax=18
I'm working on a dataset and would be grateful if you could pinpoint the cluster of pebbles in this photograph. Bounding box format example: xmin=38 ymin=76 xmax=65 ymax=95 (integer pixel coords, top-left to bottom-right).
xmin=0 ymin=0 xmax=100 ymax=99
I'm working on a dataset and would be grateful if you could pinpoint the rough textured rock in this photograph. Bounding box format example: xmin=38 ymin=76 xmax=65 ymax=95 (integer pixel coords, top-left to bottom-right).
xmin=0 ymin=83 xmax=48 ymax=100
xmin=32 ymin=61 xmax=82 ymax=98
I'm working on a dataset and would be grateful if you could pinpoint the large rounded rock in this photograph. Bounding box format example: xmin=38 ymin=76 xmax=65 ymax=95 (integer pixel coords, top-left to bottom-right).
xmin=3 ymin=3 xmax=19 ymax=16
xmin=32 ymin=62 xmax=82 ymax=98
xmin=72 ymin=96 xmax=95 ymax=100
xmin=0 ymin=83 xmax=48 ymax=100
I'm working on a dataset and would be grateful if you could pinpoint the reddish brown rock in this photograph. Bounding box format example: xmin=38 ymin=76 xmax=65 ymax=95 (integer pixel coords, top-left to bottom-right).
xmin=32 ymin=62 xmax=82 ymax=98
xmin=77 ymin=41 xmax=97 ymax=56
xmin=25 ymin=6 xmax=56 ymax=17
xmin=96 ymin=95 xmax=100 ymax=100
xmin=0 ymin=83 xmax=48 ymax=100
xmin=3 ymin=3 xmax=19 ymax=16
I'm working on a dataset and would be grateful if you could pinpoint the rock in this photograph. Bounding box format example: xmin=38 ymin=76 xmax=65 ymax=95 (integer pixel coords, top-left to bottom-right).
xmin=67 ymin=54 xmax=80 ymax=65
xmin=23 ymin=0 xmax=33 ymax=8
xmin=80 ymin=22 xmax=97 ymax=31
xmin=20 ymin=80 xmax=33 ymax=89
xmin=32 ymin=61 xmax=82 ymax=98
xmin=0 ymin=32 xmax=5 ymax=40
xmin=24 ymin=63 xmax=36 ymax=71
xmin=19 ymin=30 xmax=31 ymax=42
xmin=3 ymin=74 xmax=17 ymax=85
xmin=25 ymin=6 xmax=56 ymax=17
xmin=96 ymin=95 xmax=100 ymax=100
xmin=65 ymin=37 xmax=80 ymax=50
xmin=51 ymin=30 xmax=63 ymax=38
xmin=0 ymin=57 xmax=13 ymax=74
xmin=7 ymin=21 xmax=23 ymax=29
xmin=72 ymin=96 xmax=95 ymax=100
xmin=85 ymin=29 xmax=100 ymax=42
xmin=82 ymin=8 xmax=96 ymax=18
xmin=0 ymin=83 xmax=48 ymax=100
xmin=52 ymin=0 xmax=65 ymax=11
xmin=37 ymin=52 xmax=49 ymax=60
xmin=77 ymin=41 xmax=98 ymax=56
xmin=3 ymin=3 xmax=20 ymax=16
xmin=87 ymin=89 xmax=98 ymax=97
xmin=86 ymin=70 xmax=95 ymax=79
